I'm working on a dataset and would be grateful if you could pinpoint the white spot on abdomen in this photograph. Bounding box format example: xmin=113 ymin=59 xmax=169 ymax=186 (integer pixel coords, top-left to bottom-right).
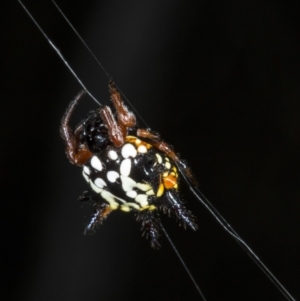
xmin=90 ymin=181 xmax=103 ymax=193
xmin=156 ymin=153 xmax=162 ymax=164
xmin=120 ymin=175 xmax=136 ymax=192
xmin=94 ymin=178 xmax=107 ymax=188
xmin=91 ymin=156 xmax=103 ymax=171
xmin=107 ymin=171 xmax=119 ymax=183
xmin=136 ymin=183 xmax=152 ymax=191
xmin=137 ymin=145 xmax=147 ymax=153
xmin=101 ymin=190 xmax=119 ymax=209
xmin=108 ymin=150 xmax=118 ymax=160
xmin=121 ymin=143 xmax=137 ymax=158
xmin=146 ymin=189 xmax=155 ymax=196
xmin=120 ymin=203 xmax=140 ymax=211
xmin=126 ymin=190 xmax=137 ymax=198
xmin=135 ymin=194 xmax=148 ymax=207
xmin=83 ymin=166 xmax=90 ymax=175
xmin=120 ymin=205 xmax=131 ymax=212
xmin=165 ymin=162 xmax=171 ymax=169
xmin=120 ymin=158 xmax=131 ymax=176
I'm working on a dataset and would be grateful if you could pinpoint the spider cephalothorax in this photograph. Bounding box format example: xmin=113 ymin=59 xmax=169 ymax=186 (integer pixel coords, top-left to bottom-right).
xmin=60 ymin=80 xmax=197 ymax=248
xmin=80 ymin=110 xmax=112 ymax=153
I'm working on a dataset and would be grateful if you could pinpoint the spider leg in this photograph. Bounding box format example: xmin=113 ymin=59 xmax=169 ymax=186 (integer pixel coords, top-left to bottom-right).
xmin=74 ymin=123 xmax=84 ymax=137
xmin=162 ymin=190 xmax=198 ymax=231
xmin=136 ymin=210 xmax=161 ymax=249
xmin=109 ymin=79 xmax=136 ymax=129
xmin=137 ymin=128 xmax=161 ymax=141
xmin=137 ymin=128 xmax=197 ymax=185
xmin=60 ymin=91 xmax=92 ymax=165
xmin=84 ymin=202 xmax=112 ymax=234
xmin=100 ymin=80 xmax=137 ymax=147
xmin=100 ymin=106 xmax=125 ymax=147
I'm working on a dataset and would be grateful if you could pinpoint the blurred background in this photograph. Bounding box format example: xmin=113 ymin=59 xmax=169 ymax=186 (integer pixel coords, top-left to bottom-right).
xmin=2 ymin=0 xmax=300 ymax=300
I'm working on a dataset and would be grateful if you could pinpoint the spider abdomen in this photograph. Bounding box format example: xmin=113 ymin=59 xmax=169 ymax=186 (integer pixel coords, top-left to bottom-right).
xmin=82 ymin=136 xmax=179 ymax=212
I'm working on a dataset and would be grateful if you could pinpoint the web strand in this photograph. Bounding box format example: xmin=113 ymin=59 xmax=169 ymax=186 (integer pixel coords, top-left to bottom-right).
xmin=18 ymin=0 xmax=101 ymax=106
xmin=179 ymin=170 xmax=296 ymax=301
xmin=160 ymin=222 xmax=207 ymax=301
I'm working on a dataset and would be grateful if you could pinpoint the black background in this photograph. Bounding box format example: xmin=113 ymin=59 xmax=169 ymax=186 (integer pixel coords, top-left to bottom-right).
xmin=2 ymin=1 xmax=300 ymax=300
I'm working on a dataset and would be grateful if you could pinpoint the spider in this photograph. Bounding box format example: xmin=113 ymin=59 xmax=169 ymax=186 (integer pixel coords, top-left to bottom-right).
xmin=60 ymin=80 xmax=198 ymax=248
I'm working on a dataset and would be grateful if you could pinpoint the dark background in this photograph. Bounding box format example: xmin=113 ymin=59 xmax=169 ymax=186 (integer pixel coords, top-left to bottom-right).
xmin=2 ymin=1 xmax=300 ymax=300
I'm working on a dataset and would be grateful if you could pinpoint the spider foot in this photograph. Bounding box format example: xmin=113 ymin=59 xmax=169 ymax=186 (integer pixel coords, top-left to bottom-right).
xmin=137 ymin=128 xmax=161 ymax=141
xmin=136 ymin=210 xmax=161 ymax=249
xmin=163 ymin=190 xmax=198 ymax=231
xmin=108 ymin=79 xmax=136 ymax=128
xmin=84 ymin=203 xmax=112 ymax=234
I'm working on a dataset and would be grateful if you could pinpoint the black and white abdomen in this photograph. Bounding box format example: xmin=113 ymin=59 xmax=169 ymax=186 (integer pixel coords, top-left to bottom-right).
xmin=81 ymin=136 xmax=172 ymax=212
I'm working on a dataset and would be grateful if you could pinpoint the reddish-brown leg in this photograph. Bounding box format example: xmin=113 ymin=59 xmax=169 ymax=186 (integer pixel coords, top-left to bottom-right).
xmin=60 ymin=91 xmax=92 ymax=166
xmin=100 ymin=106 xmax=125 ymax=147
xmin=137 ymin=128 xmax=197 ymax=185
xmin=137 ymin=128 xmax=161 ymax=141
xmin=109 ymin=80 xmax=136 ymax=130
xmin=99 ymin=80 xmax=137 ymax=147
